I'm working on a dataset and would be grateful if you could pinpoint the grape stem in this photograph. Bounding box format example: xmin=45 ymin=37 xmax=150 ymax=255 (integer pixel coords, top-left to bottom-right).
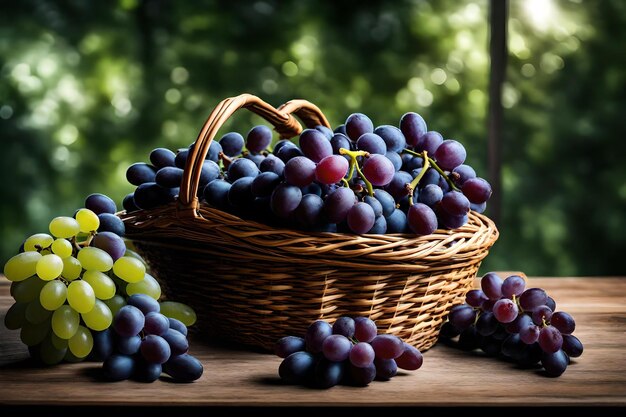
xmin=402 ymin=148 xmax=460 ymax=191
xmin=406 ymin=151 xmax=431 ymax=206
xmin=339 ymin=148 xmax=374 ymax=196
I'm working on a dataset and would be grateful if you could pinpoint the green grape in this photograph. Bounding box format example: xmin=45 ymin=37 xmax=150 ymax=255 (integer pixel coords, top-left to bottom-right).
xmin=36 ymin=254 xmax=64 ymax=281
xmin=124 ymin=248 xmax=148 ymax=268
xmin=24 ymin=233 xmax=54 ymax=252
xmin=40 ymin=280 xmax=68 ymax=311
xmin=49 ymin=216 xmax=80 ymax=238
xmin=51 ymin=238 xmax=73 ymax=258
xmin=67 ymin=280 xmax=95 ymax=313
xmin=25 ymin=299 xmax=53 ymax=324
xmin=81 ymin=299 xmax=112 ymax=331
xmin=40 ymin=335 xmax=67 ymax=365
xmin=51 ymin=305 xmax=80 ymax=339
xmin=68 ymin=325 xmax=93 ymax=358
xmin=4 ymin=302 xmax=27 ymax=330
xmin=50 ymin=331 xmax=69 ymax=350
xmin=4 ymin=251 xmax=42 ymax=282
xmin=10 ymin=276 xmax=46 ymax=303
xmin=61 ymin=256 xmax=82 ymax=281
xmin=112 ymin=256 xmax=146 ymax=283
xmin=126 ymin=273 xmax=162 ymax=300
xmin=77 ymin=247 xmax=113 ymax=272
xmin=159 ymin=301 xmax=197 ymax=326
xmin=103 ymin=294 xmax=126 ymax=316
xmin=81 ymin=270 xmax=116 ymax=300
xmin=20 ymin=319 xmax=50 ymax=346
xmin=75 ymin=209 xmax=100 ymax=233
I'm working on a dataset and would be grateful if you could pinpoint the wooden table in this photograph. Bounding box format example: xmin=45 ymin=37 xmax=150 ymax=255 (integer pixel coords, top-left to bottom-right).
xmin=1 ymin=277 xmax=625 ymax=410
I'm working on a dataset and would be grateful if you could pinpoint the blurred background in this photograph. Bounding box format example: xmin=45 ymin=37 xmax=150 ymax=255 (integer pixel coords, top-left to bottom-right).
xmin=0 ymin=0 xmax=624 ymax=276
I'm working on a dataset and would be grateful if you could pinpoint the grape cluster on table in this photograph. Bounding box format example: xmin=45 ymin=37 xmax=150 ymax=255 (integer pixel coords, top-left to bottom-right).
xmin=124 ymin=112 xmax=492 ymax=236
xmin=439 ymin=272 xmax=583 ymax=377
xmin=3 ymin=193 xmax=202 ymax=382
xmin=275 ymin=316 xmax=423 ymax=388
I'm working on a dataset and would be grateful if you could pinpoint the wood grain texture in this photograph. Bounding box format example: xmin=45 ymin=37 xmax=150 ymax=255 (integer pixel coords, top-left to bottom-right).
xmin=0 ymin=277 xmax=625 ymax=407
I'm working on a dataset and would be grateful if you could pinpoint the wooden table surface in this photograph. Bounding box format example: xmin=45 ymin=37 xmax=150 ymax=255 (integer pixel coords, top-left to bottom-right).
xmin=1 ymin=276 xmax=625 ymax=408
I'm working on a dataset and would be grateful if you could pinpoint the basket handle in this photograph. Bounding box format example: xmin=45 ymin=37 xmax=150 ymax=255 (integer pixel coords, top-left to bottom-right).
xmin=178 ymin=93 xmax=331 ymax=216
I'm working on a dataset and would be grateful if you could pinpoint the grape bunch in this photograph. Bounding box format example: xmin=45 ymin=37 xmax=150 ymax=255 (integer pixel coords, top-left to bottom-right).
xmin=95 ymin=294 xmax=203 ymax=382
xmin=275 ymin=316 xmax=423 ymax=388
xmin=124 ymin=112 xmax=492 ymax=236
xmin=439 ymin=272 xmax=583 ymax=377
xmin=2 ymin=193 xmax=198 ymax=373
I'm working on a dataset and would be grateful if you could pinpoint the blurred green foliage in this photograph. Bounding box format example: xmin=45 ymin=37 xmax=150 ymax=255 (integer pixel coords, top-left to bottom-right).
xmin=0 ymin=0 xmax=624 ymax=276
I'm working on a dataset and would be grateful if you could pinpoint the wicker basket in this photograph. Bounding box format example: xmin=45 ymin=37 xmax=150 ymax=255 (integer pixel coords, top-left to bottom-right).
xmin=121 ymin=94 xmax=499 ymax=352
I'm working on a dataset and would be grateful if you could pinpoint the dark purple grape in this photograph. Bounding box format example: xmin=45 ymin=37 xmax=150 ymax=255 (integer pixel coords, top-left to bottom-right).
xmin=85 ymin=193 xmax=117 ymax=215
xmin=273 ymin=139 xmax=295 ymax=154
xmin=134 ymin=359 xmax=162 ymax=382
xmin=481 ymin=299 xmax=496 ymax=312
xmin=316 ymin=155 xmax=349 ymax=185
xmin=345 ymin=113 xmax=374 ymax=141
xmin=103 ymin=354 xmax=135 ymax=381
xmin=168 ymin=318 xmax=188 ymax=336
xmin=259 ymin=154 xmax=285 ymax=176
xmin=451 ymin=164 xmax=476 ymax=186
xmin=333 ymin=124 xmax=347 ymax=135
xmin=348 ymin=363 xmax=376 ymax=386
xmin=322 ymin=334 xmax=352 ymax=362
xmin=362 ymin=195 xmax=383 ymax=218
xmin=466 ymin=289 xmax=488 ymax=308
xmin=493 ymin=299 xmax=519 ymax=324
xmin=519 ymin=324 xmax=540 ymax=344
xmin=385 ymin=151 xmax=402 ymax=171
xmin=356 ymin=133 xmax=387 ymax=155
xmin=441 ymin=191 xmax=470 ymax=217
xmin=199 ymin=160 xmax=221 ymax=187
xmin=92 ymin=231 xmax=126 ymax=261
xmin=481 ymin=272 xmax=503 ymax=300
xmin=228 ymin=158 xmax=260 ymax=182
xmin=476 ymin=312 xmax=498 ymax=336
xmin=140 ymin=335 xmax=171 ymax=364
xmin=368 ymin=216 xmax=386 ymax=233
xmin=203 ymin=179 xmax=231 ymax=209
xmin=144 ymin=312 xmax=170 ymax=336
xmin=349 ymin=342 xmax=375 ymax=368
xmin=448 ymin=304 xmax=476 ymax=331
xmin=113 ymin=305 xmax=145 ymax=338
xmin=149 ymin=148 xmax=176 ymax=169
xmin=418 ymin=184 xmax=443 ymax=207
xmin=126 ymin=163 xmax=157 ymax=186
xmin=395 ymin=343 xmax=423 ymax=370
xmin=373 ymin=189 xmax=395 ymax=217
xmin=299 ymin=129 xmax=333 ymax=163
xmin=133 ymin=182 xmax=170 ymax=209
xmin=270 ymin=184 xmax=302 ymax=219
xmin=374 ymin=125 xmax=406 ymax=153
xmin=324 ymin=187 xmax=356 ymax=223
xmin=155 ymin=167 xmax=183 ymax=188
xmin=122 ymin=193 xmax=139 ymax=212
xmin=127 ymin=294 xmax=160 ymax=315
xmin=506 ymin=313 xmax=533 ymax=334
xmin=354 ymin=317 xmax=377 ymax=342
xmin=415 ymin=131 xmax=443 ymax=155
xmin=403 ymin=155 xmax=424 ymax=171
xmin=370 ymin=334 xmax=404 ymax=359
xmin=332 ymin=316 xmax=355 ymax=338
xmin=434 ymin=140 xmax=466 ymax=170
xmin=562 ymin=334 xmax=583 ymax=358
xmin=519 ymin=288 xmax=549 ymax=312
xmin=362 ymin=154 xmax=395 ymax=186
xmin=314 ymin=125 xmax=333 ymax=140
xmin=480 ymin=336 xmax=502 ymax=357
xmin=294 ymin=194 xmax=325 ymax=229
xmin=407 ymin=203 xmax=438 ymax=235
xmin=551 ymin=312 xmax=575 ymax=334
xmin=501 ymin=334 xmax=525 ymax=360
xmin=246 ymin=125 xmax=272 ymax=153
xmin=90 ymin=329 xmax=113 ymax=361
xmin=161 ymin=328 xmax=189 ymax=356
xmin=439 ymin=321 xmax=461 ymax=339
xmin=163 ymin=353 xmax=203 ymax=382
xmin=97 ymin=213 xmax=125 ymax=237
xmin=117 ymin=335 xmax=141 ymax=355
xmin=251 ymin=172 xmax=281 ymax=198
xmin=501 ymin=275 xmax=526 ymax=299
xmin=546 ymin=297 xmax=557 ymax=312
xmin=207 ymin=141 xmax=222 ymax=163
xmin=275 ymin=336 xmax=306 ymax=358
xmin=458 ymin=326 xmax=481 ymax=351
xmin=400 ymin=112 xmax=427 ymax=148
xmin=470 ymin=201 xmax=487 ymax=213
xmin=532 ymin=305 xmax=553 ymax=325
xmin=219 ymin=132 xmax=245 ymax=157
xmin=541 ymin=350 xmax=568 ymax=377
xmin=462 ymin=177 xmax=492 ymax=204
xmin=279 ymin=351 xmax=315 ymax=384
xmin=330 ymin=133 xmax=352 ymax=156
xmin=384 ymin=171 xmax=413 ymax=201
xmin=538 ymin=325 xmax=563 ymax=353
xmin=314 ymin=358 xmax=345 ymax=388
xmin=305 ymin=320 xmax=332 ymax=353
xmin=385 ymin=209 xmax=408 ymax=233
xmin=374 ymin=358 xmax=398 ymax=380
xmin=347 ymin=202 xmax=376 ymax=234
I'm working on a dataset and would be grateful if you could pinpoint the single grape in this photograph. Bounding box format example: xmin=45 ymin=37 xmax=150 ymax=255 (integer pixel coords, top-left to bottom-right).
xmin=362 ymin=154 xmax=395 ymax=186
xmin=476 ymin=311 xmax=498 ymax=336
xmin=275 ymin=336 xmax=306 ymax=358
xmin=117 ymin=335 xmax=142 ymax=355
xmin=228 ymin=158 xmax=260 ymax=182
xmin=155 ymin=166 xmax=184 ymax=188
xmin=168 ymin=317 xmax=188 ymax=337
xmin=126 ymin=273 xmax=161 ymax=300
xmin=81 ymin=270 xmax=116 ymax=300
xmin=332 ymin=316 xmax=355 ymax=338
xmin=481 ymin=272 xmax=503 ymax=300
xmin=162 ymin=328 xmax=189 ymax=356
xmin=246 ymin=125 xmax=273 ymax=153
xmin=374 ymin=125 xmax=406 ymax=153
xmin=25 ymin=298 xmax=52 ymax=323
xmin=127 ymin=293 xmax=160 ymax=315
xmin=451 ymin=164 xmax=476 ymax=186
xmin=356 ymin=133 xmax=387 ymax=155
xmin=385 ymin=151 xmax=402 ymax=171
xmin=299 ymin=129 xmax=333 ymax=162
xmin=315 ymin=155 xmax=349 ymax=185
xmin=278 ymin=351 xmax=315 ymax=384
xmin=493 ymin=298 xmax=519 ymax=324
xmin=159 ymin=301 xmax=197 ymax=326
xmin=314 ymin=358 xmax=345 ymax=388
xmin=203 ymin=179 xmax=232 ymax=209
xmin=207 ymin=141 xmax=223 ymax=163
xmin=270 ymin=183 xmax=302 ymax=219
xmin=501 ymin=333 xmax=526 ymax=360
xmin=440 ymin=191 xmax=470 ymax=217
xmin=174 ymin=148 xmax=189 ymax=169
xmin=462 ymin=177 xmax=492 ymax=204
xmin=314 ymin=125 xmax=333 ymax=139
xmin=321 ymin=334 xmax=352 ymax=362
xmin=305 ymin=320 xmax=333 ymax=353
xmin=399 ymin=112 xmax=427 ymax=148
xmin=385 ymin=209 xmax=407 ymax=233
xmin=546 ymin=297 xmax=557 ymax=312
xmin=163 ymin=354 xmax=203 ymax=382
xmin=349 ymin=342 xmax=375 ymax=368
xmin=276 ymin=143 xmax=304 ymax=162
xmin=384 ymin=171 xmax=413 ymax=201
xmin=251 ymin=172 xmax=281 ymax=198
xmin=433 ymin=139 xmax=466 ymax=170
xmin=519 ymin=288 xmax=549 ymax=312
xmin=370 ymin=334 xmax=404 ymax=359
xmin=11 ymin=276 xmax=46 ymax=303
xmin=373 ymin=189 xmax=395 ymax=217
xmin=122 ymin=193 xmax=139 ymax=212
xmin=219 ymin=132 xmax=245 ymax=157
xmin=330 ymin=133 xmax=352 ymax=156
xmin=562 ymin=334 xmax=583 ymax=358
xmin=324 ymin=187 xmax=356 ymax=223
xmin=49 ymin=216 xmax=80 ymax=239
xmin=134 ymin=360 xmax=163 ymax=383
xmin=39 ymin=280 xmax=67 ymax=311
xmin=541 ymin=350 xmax=568 ymax=377
xmin=551 ymin=312 xmax=576 ymax=335
xmin=259 ymin=154 xmax=285 ymax=176
xmin=39 ymin=336 xmax=67 ymax=365
xmin=77 ymin=247 xmax=113 ymax=272
xmin=519 ymin=324 xmax=541 ymax=344
xmin=141 ymin=312 xmax=169 ymax=336
xmin=199 ymin=160 xmax=221 ymax=188
xmin=418 ymin=184 xmax=443 ymax=207
xmin=465 ymin=289 xmax=488 ymax=308
xmin=103 ymin=354 xmax=135 ymax=381
xmin=113 ymin=305 xmax=145 ymax=338
xmin=448 ymin=304 xmax=476 ymax=331
xmin=68 ymin=325 xmax=94 ymax=358
xmin=126 ymin=163 xmax=157 ymax=186
xmin=294 ymin=194 xmax=326 ymax=229
xmin=506 ymin=313 xmax=533 ymax=334
xmin=395 ymin=343 xmax=423 ymax=370
xmin=75 ymin=208 xmax=100 ymax=233
xmin=93 ymin=231 xmax=126 ymax=262
xmin=67 ymin=280 xmax=96 ymax=313
xmin=354 ymin=317 xmax=377 ymax=342
xmin=374 ymin=358 xmax=398 ymax=380
xmin=36 ymin=254 xmax=63 ymax=281
xmin=113 ymin=256 xmax=146 ymax=283
xmin=348 ymin=362 xmax=377 ymax=386
xmin=91 ymin=329 xmax=113 ymax=361
xmin=51 ymin=238 xmax=73 ymax=258
xmin=51 ymin=305 xmax=80 ymax=339
xmin=470 ymin=201 xmax=487 ymax=213
xmin=538 ymin=325 xmax=563 ymax=353
xmin=532 ymin=305 xmax=553 ymax=325
xmin=407 ymin=203 xmax=438 ymax=235
xmin=228 ymin=177 xmax=255 ymax=208
xmin=345 ymin=113 xmax=374 ymax=141
xmin=149 ymin=148 xmax=176 ymax=169
xmin=347 ymin=202 xmax=376 ymax=234
xmin=4 ymin=302 xmax=27 ymax=330
xmin=284 ymin=156 xmax=316 ymax=187
xmin=24 ymin=233 xmax=54 ymax=252
xmin=501 ymin=275 xmax=526 ymax=299
xmin=103 ymin=294 xmax=126 ymax=316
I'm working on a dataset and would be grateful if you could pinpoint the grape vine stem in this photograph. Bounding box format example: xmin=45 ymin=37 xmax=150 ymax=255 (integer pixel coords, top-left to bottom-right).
xmin=402 ymin=148 xmax=460 ymax=191
xmin=339 ymin=148 xmax=375 ymax=196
